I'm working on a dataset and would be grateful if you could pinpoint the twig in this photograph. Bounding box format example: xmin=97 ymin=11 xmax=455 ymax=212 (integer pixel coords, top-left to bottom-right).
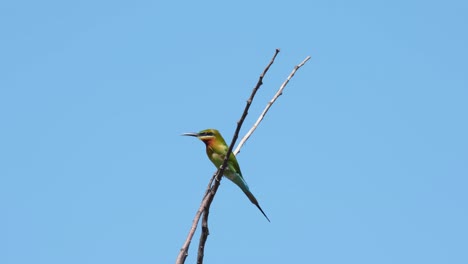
xmin=196 ymin=200 xmax=210 ymax=264
xmin=175 ymin=49 xmax=280 ymax=264
xmin=234 ymin=55 xmax=311 ymax=155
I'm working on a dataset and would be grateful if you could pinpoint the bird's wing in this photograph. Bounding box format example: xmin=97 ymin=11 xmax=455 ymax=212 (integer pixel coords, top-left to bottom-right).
xmin=228 ymin=152 xmax=243 ymax=177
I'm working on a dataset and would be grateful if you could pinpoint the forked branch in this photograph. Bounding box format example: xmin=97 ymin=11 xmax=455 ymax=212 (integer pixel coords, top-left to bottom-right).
xmin=176 ymin=50 xmax=311 ymax=264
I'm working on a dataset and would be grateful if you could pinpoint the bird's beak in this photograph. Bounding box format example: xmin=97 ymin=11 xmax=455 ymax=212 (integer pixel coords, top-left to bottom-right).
xmin=182 ymin=132 xmax=199 ymax=137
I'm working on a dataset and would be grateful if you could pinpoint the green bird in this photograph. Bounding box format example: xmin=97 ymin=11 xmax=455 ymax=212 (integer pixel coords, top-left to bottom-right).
xmin=183 ymin=128 xmax=270 ymax=222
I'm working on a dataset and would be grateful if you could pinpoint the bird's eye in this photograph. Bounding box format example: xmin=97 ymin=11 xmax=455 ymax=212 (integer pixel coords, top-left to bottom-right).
xmin=201 ymin=132 xmax=214 ymax=136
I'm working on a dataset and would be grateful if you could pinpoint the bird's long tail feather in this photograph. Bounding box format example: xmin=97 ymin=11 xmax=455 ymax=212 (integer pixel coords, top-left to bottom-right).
xmin=230 ymin=173 xmax=270 ymax=222
xmin=245 ymin=191 xmax=270 ymax=222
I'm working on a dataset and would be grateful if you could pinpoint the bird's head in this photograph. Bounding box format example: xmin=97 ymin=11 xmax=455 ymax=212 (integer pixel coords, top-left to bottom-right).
xmin=182 ymin=128 xmax=225 ymax=146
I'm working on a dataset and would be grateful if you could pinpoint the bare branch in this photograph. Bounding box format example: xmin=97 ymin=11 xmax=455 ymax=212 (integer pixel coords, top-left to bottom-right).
xmin=176 ymin=49 xmax=280 ymax=264
xmin=174 ymin=169 xmax=218 ymax=264
xmin=234 ymin=56 xmax=311 ymax=155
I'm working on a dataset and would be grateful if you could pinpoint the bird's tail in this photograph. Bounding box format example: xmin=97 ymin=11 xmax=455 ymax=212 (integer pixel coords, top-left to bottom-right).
xmin=230 ymin=173 xmax=270 ymax=222
xmin=245 ymin=190 xmax=271 ymax=222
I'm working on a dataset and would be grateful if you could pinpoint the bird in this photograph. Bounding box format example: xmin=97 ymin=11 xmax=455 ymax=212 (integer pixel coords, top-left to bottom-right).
xmin=182 ymin=128 xmax=270 ymax=222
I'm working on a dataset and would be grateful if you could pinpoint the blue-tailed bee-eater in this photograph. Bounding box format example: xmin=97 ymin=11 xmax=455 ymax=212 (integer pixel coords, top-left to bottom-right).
xmin=183 ymin=129 xmax=270 ymax=222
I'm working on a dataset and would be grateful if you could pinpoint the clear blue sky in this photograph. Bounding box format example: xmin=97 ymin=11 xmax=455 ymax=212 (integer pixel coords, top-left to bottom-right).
xmin=2 ymin=1 xmax=467 ymax=263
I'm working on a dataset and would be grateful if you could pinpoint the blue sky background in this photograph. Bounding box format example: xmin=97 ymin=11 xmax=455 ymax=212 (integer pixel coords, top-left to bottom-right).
xmin=2 ymin=1 xmax=467 ymax=263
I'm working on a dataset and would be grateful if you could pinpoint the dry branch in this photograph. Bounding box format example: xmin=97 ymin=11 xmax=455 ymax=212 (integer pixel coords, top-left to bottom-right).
xmin=175 ymin=51 xmax=311 ymax=264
